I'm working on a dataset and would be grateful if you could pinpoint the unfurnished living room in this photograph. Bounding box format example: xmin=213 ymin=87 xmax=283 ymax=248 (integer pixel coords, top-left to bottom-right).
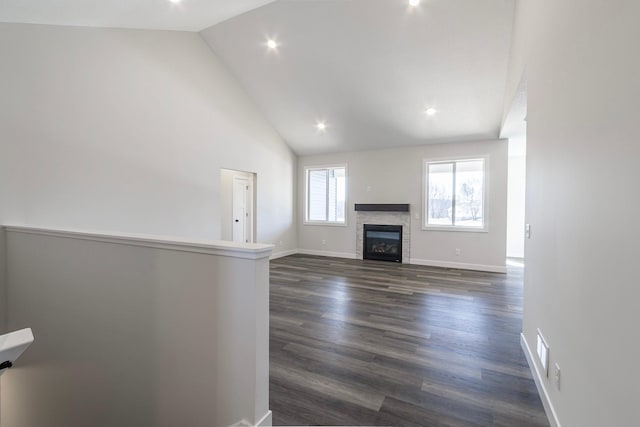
xmin=0 ymin=0 xmax=638 ymax=426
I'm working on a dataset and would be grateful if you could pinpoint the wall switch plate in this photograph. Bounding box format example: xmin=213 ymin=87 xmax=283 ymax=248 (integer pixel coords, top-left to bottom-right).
xmin=553 ymin=363 xmax=561 ymax=390
xmin=536 ymin=329 xmax=549 ymax=377
xmin=525 ymin=224 xmax=531 ymax=239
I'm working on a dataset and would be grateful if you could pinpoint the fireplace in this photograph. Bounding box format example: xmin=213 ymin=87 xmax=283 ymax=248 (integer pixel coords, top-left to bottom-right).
xmin=356 ymin=204 xmax=410 ymax=263
xmin=363 ymin=224 xmax=403 ymax=263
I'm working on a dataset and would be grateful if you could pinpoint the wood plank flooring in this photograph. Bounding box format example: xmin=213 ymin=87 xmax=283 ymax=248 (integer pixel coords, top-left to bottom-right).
xmin=269 ymin=255 xmax=548 ymax=426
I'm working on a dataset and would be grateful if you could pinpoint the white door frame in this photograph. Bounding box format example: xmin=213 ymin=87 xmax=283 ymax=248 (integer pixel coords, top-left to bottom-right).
xmin=232 ymin=175 xmax=254 ymax=243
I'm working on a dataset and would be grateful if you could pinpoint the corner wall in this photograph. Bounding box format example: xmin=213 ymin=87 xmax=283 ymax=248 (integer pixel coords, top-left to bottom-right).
xmin=0 ymin=118 xmax=8 ymax=337
xmin=0 ymin=22 xmax=295 ymax=424
xmin=297 ymin=139 xmax=508 ymax=272
xmin=512 ymin=0 xmax=640 ymax=425
xmin=0 ymin=229 xmax=6 ymax=336
xmin=0 ymin=117 xmax=5 ymax=418
xmin=0 ymin=23 xmax=296 ymax=251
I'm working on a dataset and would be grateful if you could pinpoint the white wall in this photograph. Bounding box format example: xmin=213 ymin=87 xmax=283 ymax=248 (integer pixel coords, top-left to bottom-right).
xmin=501 ymin=0 xmax=528 ymax=128
xmin=0 ymin=109 xmax=10 ymax=335
xmin=2 ymin=226 xmax=272 ymax=427
xmin=507 ymin=137 xmax=526 ymax=258
xmin=298 ymin=139 xmax=508 ymax=272
xmin=0 ymin=23 xmax=296 ymax=253
xmin=512 ymin=0 xmax=640 ymax=425
xmin=0 ymin=229 xmax=6 ymax=333
xmin=0 ymin=55 xmax=10 ymax=416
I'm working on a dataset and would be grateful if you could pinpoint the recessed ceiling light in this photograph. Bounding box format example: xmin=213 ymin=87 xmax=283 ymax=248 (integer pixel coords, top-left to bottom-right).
xmin=267 ymin=39 xmax=278 ymax=50
xmin=425 ymin=107 xmax=437 ymax=116
xmin=316 ymin=121 xmax=327 ymax=131
xmin=409 ymin=0 xmax=420 ymax=6
xmin=168 ymin=0 xmax=181 ymax=4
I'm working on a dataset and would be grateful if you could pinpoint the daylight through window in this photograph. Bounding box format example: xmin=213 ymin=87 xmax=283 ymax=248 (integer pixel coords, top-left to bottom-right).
xmin=306 ymin=166 xmax=346 ymax=224
xmin=425 ymin=158 xmax=485 ymax=229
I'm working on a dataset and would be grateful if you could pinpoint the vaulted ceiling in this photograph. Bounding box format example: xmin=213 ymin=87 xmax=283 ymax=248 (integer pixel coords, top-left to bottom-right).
xmin=0 ymin=0 xmax=276 ymax=31
xmin=202 ymin=0 xmax=515 ymax=154
xmin=0 ymin=0 xmax=516 ymax=155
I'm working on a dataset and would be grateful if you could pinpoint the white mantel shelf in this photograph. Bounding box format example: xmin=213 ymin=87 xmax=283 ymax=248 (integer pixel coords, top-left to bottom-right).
xmin=3 ymin=225 xmax=273 ymax=260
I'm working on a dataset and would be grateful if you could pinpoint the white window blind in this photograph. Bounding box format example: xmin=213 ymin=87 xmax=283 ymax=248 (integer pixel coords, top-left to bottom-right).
xmin=306 ymin=166 xmax=346 ymax=224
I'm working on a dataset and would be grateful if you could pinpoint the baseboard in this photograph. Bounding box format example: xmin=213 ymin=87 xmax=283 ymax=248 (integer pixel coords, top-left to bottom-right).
xmin=410 ymin=258 xmax=507 ymax=273
xmin=256 ymin=410 xmax=272 ymax=426
xmin=273 ymin=250 xmax=506 ymax=273
xmin=296 ymin=249 xmax=356 ymax=259
xmin=269 ymin=249 xmax=298 ymax=260
xmin=229 ymin=410 xmax=272 ymax=427
xmin=520 ymin=333 xmax=561 ymax=427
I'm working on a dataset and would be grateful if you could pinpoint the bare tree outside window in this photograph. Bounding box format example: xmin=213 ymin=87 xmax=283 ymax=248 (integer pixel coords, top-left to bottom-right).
xmin=425 ymin=159 xmax=485 ymax=228
xmin=459 ymin=181 xmax=481 ymax=220
xmin=427 ymin=162 xmax=454 ymax=225
xmin=429 ymin=185 xmax=452 ymax=219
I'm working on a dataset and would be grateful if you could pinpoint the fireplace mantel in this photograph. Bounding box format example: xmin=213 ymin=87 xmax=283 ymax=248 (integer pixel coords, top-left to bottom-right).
xmin=354 ymin=204 xmax=410 ymax=212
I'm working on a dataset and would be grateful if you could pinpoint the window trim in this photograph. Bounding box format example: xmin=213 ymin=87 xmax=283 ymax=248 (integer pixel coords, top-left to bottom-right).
xmin=422 ymin=155 xmax=489 ymax=233
xmin=304 ymin=164 xmax=348 ymax=226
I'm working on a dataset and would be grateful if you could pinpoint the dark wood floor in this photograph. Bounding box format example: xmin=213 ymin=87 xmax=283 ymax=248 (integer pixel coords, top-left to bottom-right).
xmin=269 ymin=254 xmax=549 ymax=426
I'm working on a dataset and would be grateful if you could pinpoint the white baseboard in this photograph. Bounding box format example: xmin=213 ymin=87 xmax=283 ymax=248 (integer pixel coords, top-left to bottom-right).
xmin=229 ymin=410 xmax=272 ymax=427
xmin=272 ymin=250 xmax=506 ymax=273
xmin=410 ymin=257 xmax=507 ymax=273
xmin=269 ymin=249 xmax=298 ymax=260
xmin=256 ymin=410 xmax=272 ymax=426
xmin=296 ymin=249 xmax=356 ymax=259
xmin=520 ymin=333 xmax=561 ymax=427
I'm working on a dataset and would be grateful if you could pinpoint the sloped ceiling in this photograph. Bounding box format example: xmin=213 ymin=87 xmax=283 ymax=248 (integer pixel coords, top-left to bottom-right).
xmin=202 ymin=0 xmax=516 ymax=154
xmin=0 ymin=0 xmax=516 ymax=155
xmin=0 ymin=0 xmax=275 ymax=31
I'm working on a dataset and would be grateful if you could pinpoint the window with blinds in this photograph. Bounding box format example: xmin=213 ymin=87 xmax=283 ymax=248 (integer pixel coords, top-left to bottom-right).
xmin=306 ymin=166 xmax=346 ymax=224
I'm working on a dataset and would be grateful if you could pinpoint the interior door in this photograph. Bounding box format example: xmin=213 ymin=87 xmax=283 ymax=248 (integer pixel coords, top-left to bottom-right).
xmin=232 ymin=177 xmax=249 ymax=243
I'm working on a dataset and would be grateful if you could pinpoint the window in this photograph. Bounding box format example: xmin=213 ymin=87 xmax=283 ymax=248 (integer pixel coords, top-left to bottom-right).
xmin=424 ymin=158 xmax=486 ymax=230
xmin=306 ymin=166 xmax=346 ymax=224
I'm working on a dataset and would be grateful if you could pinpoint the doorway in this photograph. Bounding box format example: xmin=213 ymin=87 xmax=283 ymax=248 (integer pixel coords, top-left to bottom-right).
xmin=502 ymin=75 xmax=527 ymax=261
xmin=220 ymin=168 xmax=256 ymax=243
xmin=507 ymin=137 xmax=526 ymax=259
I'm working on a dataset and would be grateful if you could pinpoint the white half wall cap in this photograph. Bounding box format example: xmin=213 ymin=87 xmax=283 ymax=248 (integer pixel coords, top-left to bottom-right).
xmin=0 ymin=328 xmax=34 ymax=375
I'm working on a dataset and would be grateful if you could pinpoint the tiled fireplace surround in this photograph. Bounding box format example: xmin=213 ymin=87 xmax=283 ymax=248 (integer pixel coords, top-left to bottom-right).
xmin=355 ymin=204 xmax=411 ymax=264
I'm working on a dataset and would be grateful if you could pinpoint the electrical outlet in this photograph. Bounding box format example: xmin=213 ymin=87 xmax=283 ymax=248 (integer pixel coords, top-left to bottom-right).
xmin=536 ymin=329 xmax=549 ymax=377
xmin=455 ymin=248 xmax=461 ymax=256
xmin=321 ymin=239 xmax=326 ymax=245
xmin=553 ymin=363 xmax=561 ymax=390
